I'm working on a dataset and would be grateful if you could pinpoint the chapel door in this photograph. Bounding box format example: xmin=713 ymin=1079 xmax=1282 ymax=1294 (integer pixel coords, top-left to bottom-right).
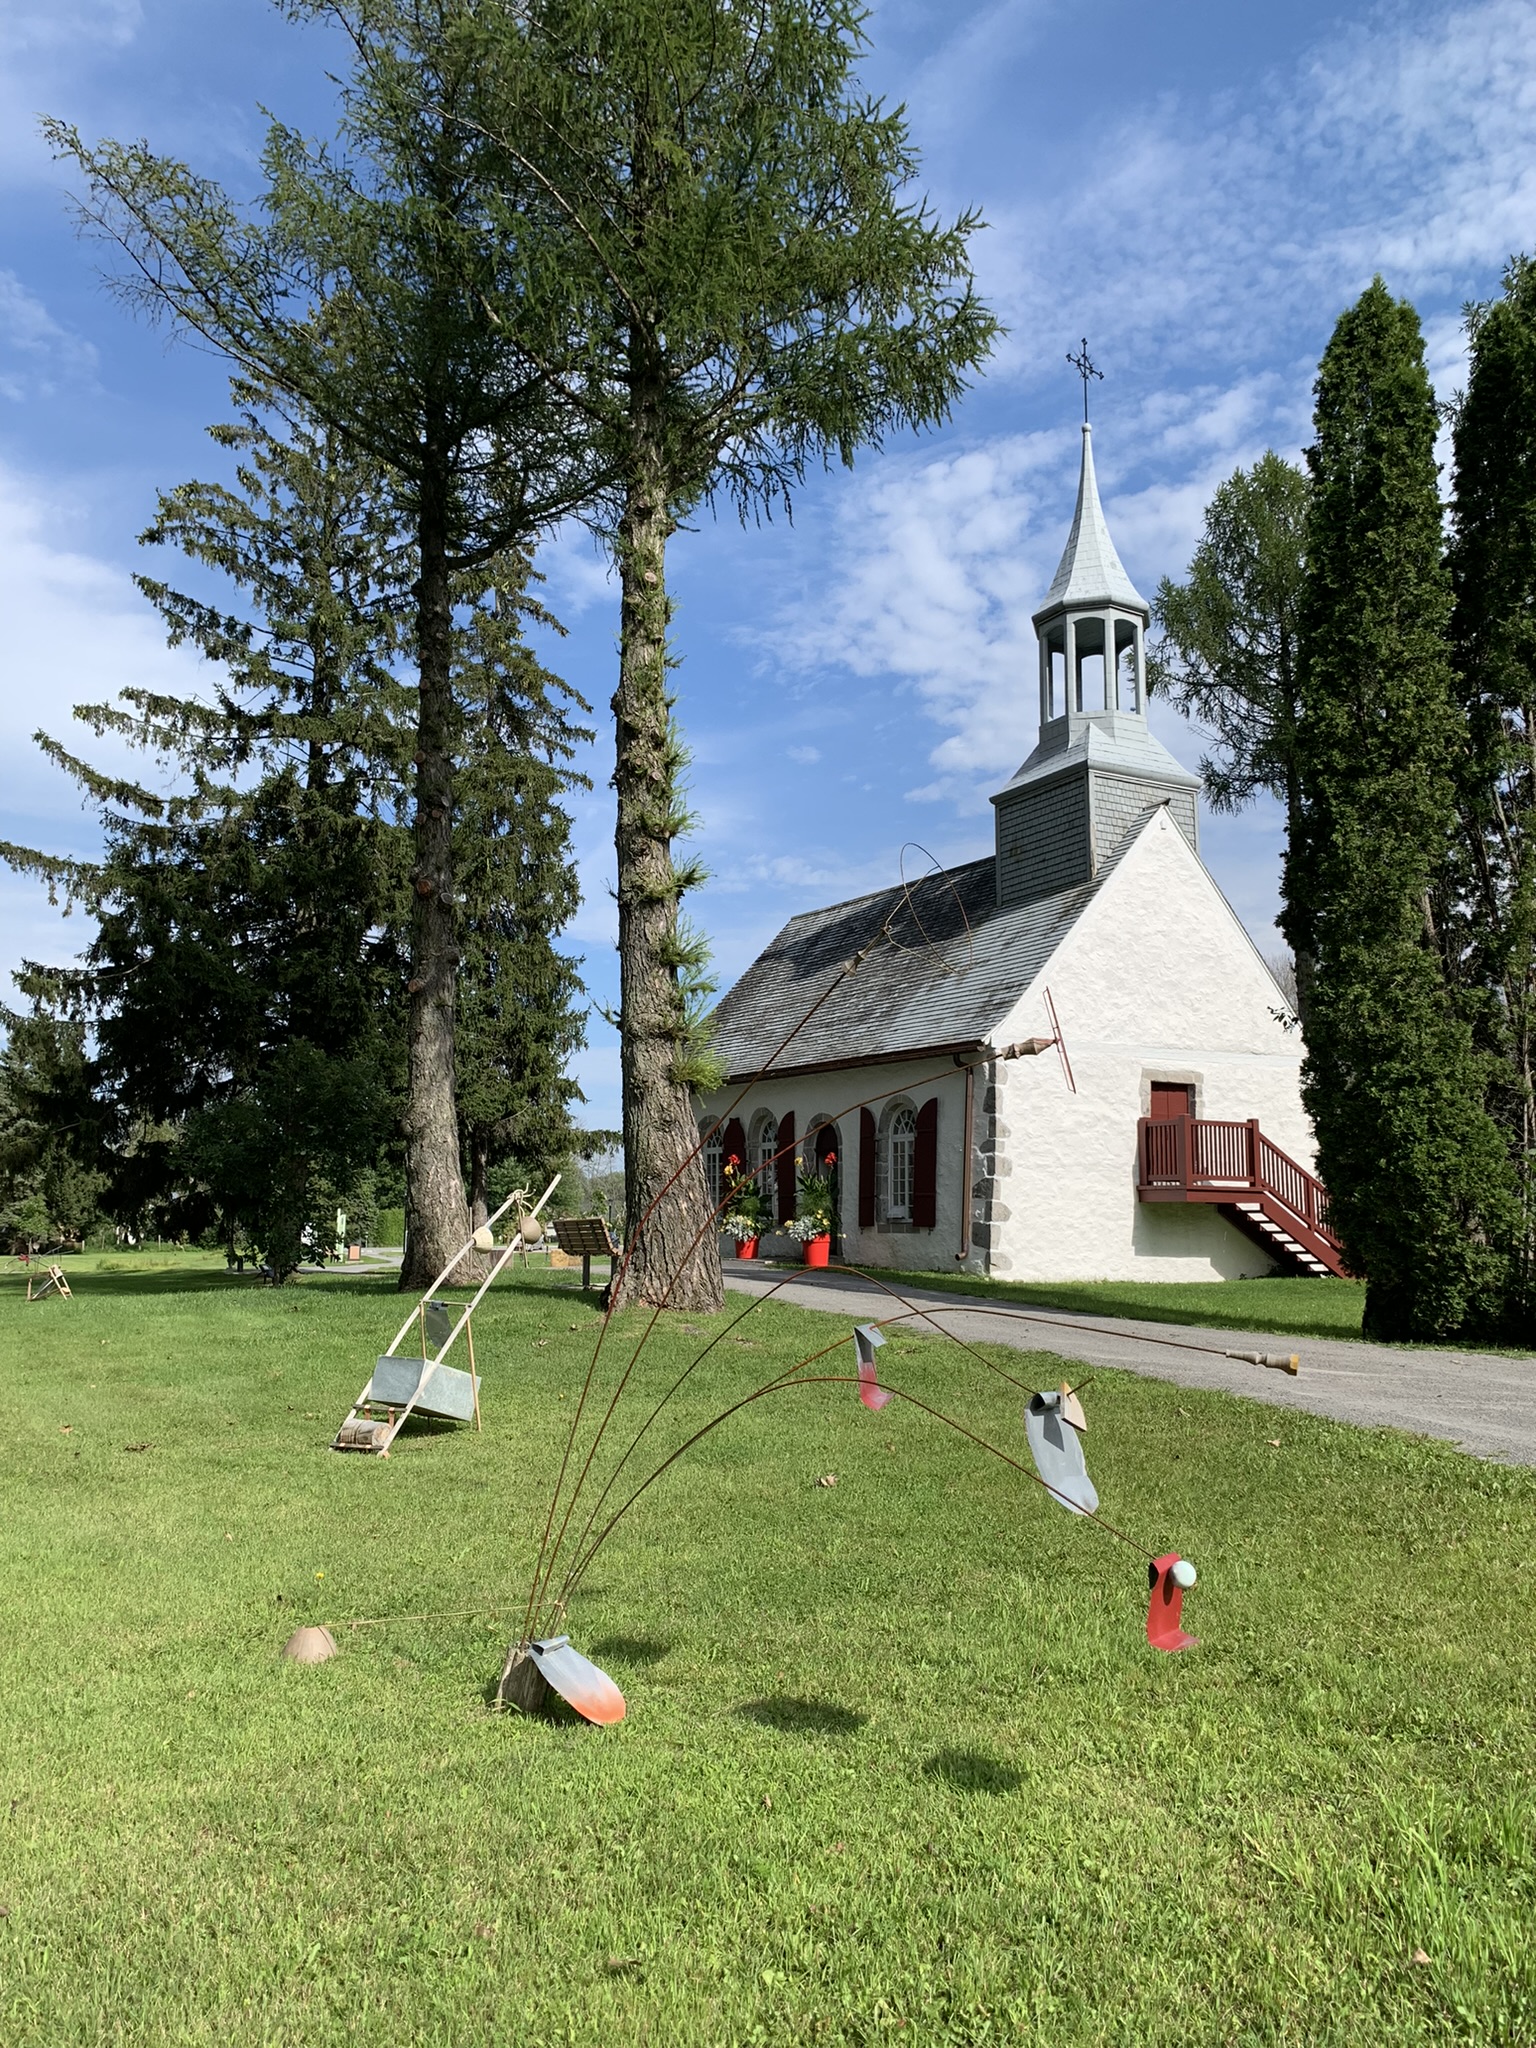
xmin=1149 ymin=1082 xmax=1194 ymax=1120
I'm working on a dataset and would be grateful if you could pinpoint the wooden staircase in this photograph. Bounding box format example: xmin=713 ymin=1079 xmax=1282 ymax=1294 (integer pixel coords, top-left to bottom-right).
xmin=1136 ymin=1116 xmax=1346 ymax=1278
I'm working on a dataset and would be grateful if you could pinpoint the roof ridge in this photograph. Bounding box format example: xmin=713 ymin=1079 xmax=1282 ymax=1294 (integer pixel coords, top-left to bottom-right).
xmin=770 ymin=852 xmax=994 ymax=932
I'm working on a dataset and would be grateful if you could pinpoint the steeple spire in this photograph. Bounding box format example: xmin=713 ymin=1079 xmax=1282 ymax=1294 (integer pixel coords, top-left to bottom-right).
xmin=1041 ymin=424 xmax=1148 ymax=616
xmin=988 ymin=411 xmax=1199 ymax=911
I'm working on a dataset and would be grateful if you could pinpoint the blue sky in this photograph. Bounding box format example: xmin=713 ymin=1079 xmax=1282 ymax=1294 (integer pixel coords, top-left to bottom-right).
xmin=3 ymin=0 xmax=1535 ymax=1131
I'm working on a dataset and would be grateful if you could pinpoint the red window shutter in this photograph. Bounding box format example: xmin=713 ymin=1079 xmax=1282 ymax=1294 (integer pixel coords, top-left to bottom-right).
xmin=859 ymin=1107 xmax=877 ymax=1228
xmin=776 ymin=1113 xmax=797 ymax=1223
xmin=913 ymin=1099 xmax=938 ymax=1229
xmin=721 ymin=1118 xmax=747 ymax=1175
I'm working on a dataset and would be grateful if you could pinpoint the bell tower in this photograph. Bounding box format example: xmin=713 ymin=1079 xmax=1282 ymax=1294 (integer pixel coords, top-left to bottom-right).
xmin=992 ymin=392 xmax=1199 ymax=909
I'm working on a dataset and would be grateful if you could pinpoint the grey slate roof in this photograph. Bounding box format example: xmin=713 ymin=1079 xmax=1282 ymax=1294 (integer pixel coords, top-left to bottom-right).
xmin=710 ymin=830 xmax=1145 ymax=1081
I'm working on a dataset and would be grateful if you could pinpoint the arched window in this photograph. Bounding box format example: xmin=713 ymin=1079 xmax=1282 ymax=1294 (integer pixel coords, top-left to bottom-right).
xmin=699 ymin=1125 xmax=723 ymax=1209
xmin=751 ymin=1112 xmax=779 ymax=1202
xmin=882 ymin=1102 xmax=917 ymax=1222
xmin=807 ymin=1118 xmax=840 ymax=1173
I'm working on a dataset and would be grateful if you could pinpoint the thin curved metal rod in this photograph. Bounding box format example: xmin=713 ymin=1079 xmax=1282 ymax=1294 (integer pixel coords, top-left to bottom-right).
xmin=523 ymin=1055 xmax=998 ymax=1633
xmin=842 ymin=1287 xmax=1302 ymax=1369
xmin=521 ymin=916 xmax=903 ymax=1637
xmin=543 ymin=1270 xmax=1059 ymax=1617
xmin=553 ymin=1371 xmax=1153 ymax=1622
xmin=546 ymin=1274 xmax=874 ymax=1612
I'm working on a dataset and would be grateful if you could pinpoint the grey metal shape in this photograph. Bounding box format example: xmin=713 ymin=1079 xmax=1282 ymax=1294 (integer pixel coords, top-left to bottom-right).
xmin=527 ymin=1636 xmax=626 ymax=1725
xmin=853 ymin=1323 xmax=886 ymax=1365
xmin=1024 ymin=1389 xmax=1099 ymax=1517
xmin=423 ymin=1300 xmax=454 ymax=1351
xmin=370 ymin=1354 xmax=477 ymax=1423
xmin=853 ymin=1322 xmax=892 ymax=1410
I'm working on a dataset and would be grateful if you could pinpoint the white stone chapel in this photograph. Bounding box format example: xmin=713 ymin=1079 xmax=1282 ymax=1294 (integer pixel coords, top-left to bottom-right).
xmin=699 ymin=423 xmax=1341 ymax=1283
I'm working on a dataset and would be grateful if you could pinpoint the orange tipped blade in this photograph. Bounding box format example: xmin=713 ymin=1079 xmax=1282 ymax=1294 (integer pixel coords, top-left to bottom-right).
xmin=853 ymin=1322 xmax=893 ymax=1411
xmin=529 ymin=1637 xmax=626 ymax=1725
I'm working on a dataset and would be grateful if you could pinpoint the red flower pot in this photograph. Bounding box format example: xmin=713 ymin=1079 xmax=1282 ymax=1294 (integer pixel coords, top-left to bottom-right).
xmin=736 ymin=1236 xmax=759 ymax=1261
xmin=802 ymin=1234 xmax=831 ymax=1269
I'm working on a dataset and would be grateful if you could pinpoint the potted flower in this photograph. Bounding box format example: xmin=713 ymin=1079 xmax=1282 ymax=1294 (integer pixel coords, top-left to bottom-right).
xmin=790 ymin=1159 xmax=837 ymax=1268
xmin=720 ymin=1153 xmax=765 ymax=1260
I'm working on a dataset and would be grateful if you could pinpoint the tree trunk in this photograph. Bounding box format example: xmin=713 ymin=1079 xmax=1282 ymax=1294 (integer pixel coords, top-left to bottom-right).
xmin=401 ymin=459 xmax=473 ymax=1289
xmin=608 ymin=390 xmax=722 ymax=1313
xmin=469 ymin=1131 xmax=490 ymax=1233
xmin=1285 ymin=766 xmax=1315 ymax=1032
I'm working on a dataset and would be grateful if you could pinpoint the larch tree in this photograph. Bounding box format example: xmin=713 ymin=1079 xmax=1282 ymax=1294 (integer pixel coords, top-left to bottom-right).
xmin=0 ymin=380 xmax=590 ymax=1276
xmin=1282 ymin=278 xmax=1516 ymax=1342
xmin=1148 ymin=453 xmax=1313 ymax=1018
xmin=465 ymin=0 xmax=998 ymax=1308
xmin=47 ymin=0 xmax=606 ymax=1285
xmin=1448 ymin=254 xmax=1536 ymax=1320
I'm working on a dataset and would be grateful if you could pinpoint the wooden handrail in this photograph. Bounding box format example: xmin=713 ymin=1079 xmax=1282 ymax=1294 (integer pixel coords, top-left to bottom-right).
xmin=1137 ymin=1115 xmax=1340 ymax=1253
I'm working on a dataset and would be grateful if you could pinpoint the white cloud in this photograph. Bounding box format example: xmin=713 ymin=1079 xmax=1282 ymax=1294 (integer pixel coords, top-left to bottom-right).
xmin=0 ymin=1 xmax=141 ymax=56
xmin=0 ymin=458 xmax=207 ymax=982
xmin=759 ymin=0 xmax=1534 ymax=824
xmin=0 ymin=271 xmax=98 ymax=399
xmin=785 ymin=744 xmax=820 ymax=764
xmin=981 ymin=0 xmax=1536 ymax=387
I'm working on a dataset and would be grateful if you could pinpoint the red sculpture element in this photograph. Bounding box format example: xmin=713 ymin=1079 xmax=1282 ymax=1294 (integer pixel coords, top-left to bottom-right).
xmin=1146 ymin=1554 xmax=1199 ymax=1653
xmin=853 ymin=1323 xmax=893 ymax=1410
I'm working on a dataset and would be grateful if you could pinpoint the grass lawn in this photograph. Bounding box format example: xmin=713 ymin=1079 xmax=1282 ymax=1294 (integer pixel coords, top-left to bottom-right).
xmin=843 ymin=1266 xmax=1370 ymax=1344
xmin=3 ymin=1257 xmax=1534 ymax=2044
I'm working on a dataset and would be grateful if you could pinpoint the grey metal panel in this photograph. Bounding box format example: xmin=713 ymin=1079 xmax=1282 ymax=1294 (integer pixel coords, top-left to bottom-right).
xmin=370 ymin=1355 xmax=477 ymax=1422
xmin=1024 ymin=1390 xmax=1099 ymax=1517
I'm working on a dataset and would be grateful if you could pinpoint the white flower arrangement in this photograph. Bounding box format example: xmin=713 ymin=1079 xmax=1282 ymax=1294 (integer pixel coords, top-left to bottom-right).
xmin=785 ymin=1215 xmax=831 ymax=1243
xmin=721 ymin=1213 xmax=762 ymax=1244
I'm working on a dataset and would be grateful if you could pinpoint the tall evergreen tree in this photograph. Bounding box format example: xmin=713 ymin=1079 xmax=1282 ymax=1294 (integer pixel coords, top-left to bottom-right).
xmin=1282 ymin=278 xmax=1516 ymax=1341
xmin=1149 ymin=453 xmax=1312 ymax=1015
xmin=1 ymin=385 xmax=408 ymax=1263
xmin=1 ymin=386 xmax=589 ymax=1276
xmin=0 ymin=978 xmax=107 ymax=1248
xmin=1448 ymin=255 xmax=1536 ymax=1309
xmin=452 ymin=580 xmax=589 ymax=1225
xmin=463 ymin=0 xmax=997 ymax=1307
xmin=47 ymin=2 xmax=606 ymax=1284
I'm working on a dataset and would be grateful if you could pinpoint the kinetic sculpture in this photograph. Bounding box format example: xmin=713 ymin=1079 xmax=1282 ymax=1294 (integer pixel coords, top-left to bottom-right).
xmin=332 ymin=1177 xmax=560 ymax=1454
xmin=490 ymin=848 xmax=1215 ymax=1722
xmin=307 ymin=855 xmax=1238 ymax=1714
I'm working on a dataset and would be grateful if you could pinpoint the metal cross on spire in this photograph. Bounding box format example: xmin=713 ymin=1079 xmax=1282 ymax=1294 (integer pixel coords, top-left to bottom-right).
xmin=1066 ymin=337 xmax=1102 ymax=422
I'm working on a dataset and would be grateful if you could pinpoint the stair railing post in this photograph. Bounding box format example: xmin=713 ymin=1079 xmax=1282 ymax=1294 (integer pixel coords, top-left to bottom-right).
xmin=1177 ymin=1113 xmax=1191 ymax=1188
xmin=1247 ymin=1118 xmax=1261 ymax=1195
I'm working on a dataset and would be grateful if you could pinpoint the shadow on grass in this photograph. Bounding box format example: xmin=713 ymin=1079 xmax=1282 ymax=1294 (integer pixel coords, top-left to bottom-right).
xmin=1 ymin=1265 xmax=412 ymax=1303
xmin=590 ymin=1635 xmax=671 ymax=1667
xmin=921 ymin=1748 xmax=1022 ymax=1795
xmin=736 ymin=1695 xmax=868 ymax=1737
